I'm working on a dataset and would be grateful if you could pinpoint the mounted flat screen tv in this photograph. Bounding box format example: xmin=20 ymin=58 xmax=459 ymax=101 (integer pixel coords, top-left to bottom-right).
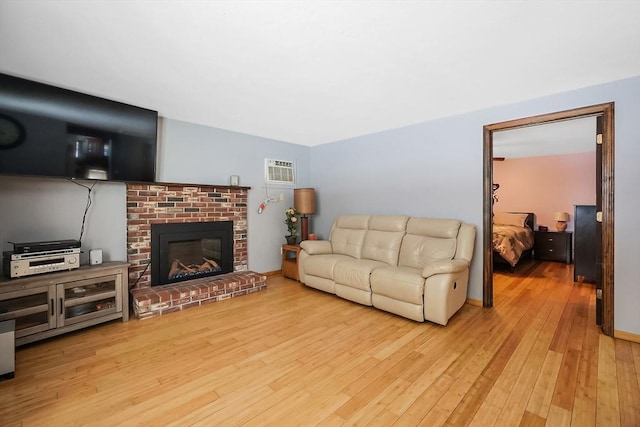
xmin=0 ymin=73 xmax=157 ymax=182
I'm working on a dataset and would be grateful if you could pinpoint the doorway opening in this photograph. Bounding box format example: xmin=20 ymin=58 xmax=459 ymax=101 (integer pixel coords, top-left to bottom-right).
xmin=483 ymin=103 xmax=614 ymax=336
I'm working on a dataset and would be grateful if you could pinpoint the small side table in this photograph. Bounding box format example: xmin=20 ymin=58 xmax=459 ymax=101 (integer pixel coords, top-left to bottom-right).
xmin=282 ymin=244 xmax=301 ymax=281
xmin=534 ymin=231 xmax=572 ymax=264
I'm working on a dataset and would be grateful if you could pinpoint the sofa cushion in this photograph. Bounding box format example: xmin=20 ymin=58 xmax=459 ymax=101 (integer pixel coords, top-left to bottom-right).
xmin=455 ymin=223 xmax=477 ymax=262
xmin=360 ymin=215 xmax=408 ymax=265
xmin=372 ymin=294 xmax=424 ymax=322
xmin=398 ymin=218 xmax=461 ymax=269
xmin=334 ymin=215 xmax=371 ymax=230
xmin=330 ymin=216 xmax=370 ymax=258
xmin=304 ymin=275 xmax=336 ymax=294
xmin=299 ymin=240 xmax=332 ymax=255
xmin=336 ymin=284 xmax=373 ymax=306
xmin=370 ymin=266 xmax=424 ymax=304
xmin=362 ymin=230 xmax=405 ymax=265
xmin=399 ymin=235 xmax=457 ymax=269
xmin=331 ymin=228 xmax=367 ymax=258
xmin=406 ymin=217 xmax=461 ymax=239
xmin=334 ymin=258 xmax=388 ymax=291
xmin=302 ymin=254 xmax=352 ymax=279
xmin=369 ymin=215 xmax=409 ymax=232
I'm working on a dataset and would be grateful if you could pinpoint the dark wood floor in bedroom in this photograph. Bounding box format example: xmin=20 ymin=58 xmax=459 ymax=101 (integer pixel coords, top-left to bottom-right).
xmin=1 ymin=261 xmax=638 ymax=426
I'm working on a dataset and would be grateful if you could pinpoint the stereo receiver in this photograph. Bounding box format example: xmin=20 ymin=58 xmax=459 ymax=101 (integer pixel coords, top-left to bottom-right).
xmin=3 ymin=248 xmax=81 ymax=278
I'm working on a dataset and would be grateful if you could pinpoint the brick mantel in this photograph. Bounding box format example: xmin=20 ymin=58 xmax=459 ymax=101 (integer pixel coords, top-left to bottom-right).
xmin=125 ymin=183 xmax=249 ymax=290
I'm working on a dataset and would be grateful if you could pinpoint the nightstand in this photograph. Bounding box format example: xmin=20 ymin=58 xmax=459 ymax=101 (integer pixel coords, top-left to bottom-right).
xmin=282 ymin=244 xmax=301 ymax=280
xmin=534 ymin=231 xmax=572 ymax=264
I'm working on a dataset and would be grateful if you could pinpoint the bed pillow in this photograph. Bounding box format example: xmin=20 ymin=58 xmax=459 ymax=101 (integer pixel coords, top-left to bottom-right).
xmin=494 ymin=212 xmax=529 ymax=227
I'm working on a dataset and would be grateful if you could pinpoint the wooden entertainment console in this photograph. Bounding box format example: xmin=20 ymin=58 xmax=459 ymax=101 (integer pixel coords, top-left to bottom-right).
xmin=0 ymin=261 xmax=129 ymax=346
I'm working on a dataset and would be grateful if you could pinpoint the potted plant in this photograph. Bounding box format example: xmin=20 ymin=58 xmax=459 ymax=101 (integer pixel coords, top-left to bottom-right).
xmin=284 ymin=207 xmax=298 ymax=245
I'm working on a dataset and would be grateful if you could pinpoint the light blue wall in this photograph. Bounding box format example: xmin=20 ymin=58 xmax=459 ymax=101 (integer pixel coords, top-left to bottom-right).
xmin=0 ymin=177 xmax=127 ymax=266
xmin=310 ymin=75 xmax=640 ymax=336
xmin=158 ymin=118 xmax=311 ymax=272
xmin=0 ymin=118 xmax=310 ymax=274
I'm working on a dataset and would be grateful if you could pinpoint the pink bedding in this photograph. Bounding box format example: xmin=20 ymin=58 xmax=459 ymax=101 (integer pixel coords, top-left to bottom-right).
xmin=493 ymin=224 xmax=534 ymax=267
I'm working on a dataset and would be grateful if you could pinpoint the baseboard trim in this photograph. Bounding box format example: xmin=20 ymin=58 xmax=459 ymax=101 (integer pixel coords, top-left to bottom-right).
xmin=614 ymin=329 xmax=640 ymax=343
xmin=262 ymin=270 xmax=282 ymax=277
xmin=466 ymin=298 xmax=483 ymax=307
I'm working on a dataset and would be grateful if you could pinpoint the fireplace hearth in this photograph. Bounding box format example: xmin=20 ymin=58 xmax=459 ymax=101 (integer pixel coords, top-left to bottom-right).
xmin=151 ymin=221 xmax=233 ymax=286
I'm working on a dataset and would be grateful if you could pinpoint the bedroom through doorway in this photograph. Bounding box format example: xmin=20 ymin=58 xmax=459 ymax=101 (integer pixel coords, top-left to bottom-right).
xmin=491 ymin=116 xmax=596 ymax=274
xmin=482 ymin=103 xmax=614 ymax=336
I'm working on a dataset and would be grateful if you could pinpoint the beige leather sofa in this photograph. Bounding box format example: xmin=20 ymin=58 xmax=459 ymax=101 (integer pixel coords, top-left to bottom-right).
xmin=298 ymin=215 xmax=476 ymax=325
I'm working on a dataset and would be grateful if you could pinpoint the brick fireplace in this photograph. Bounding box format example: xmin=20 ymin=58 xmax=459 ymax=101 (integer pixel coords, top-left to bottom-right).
xmin=125 ymin=183 xmax=266 ymax=319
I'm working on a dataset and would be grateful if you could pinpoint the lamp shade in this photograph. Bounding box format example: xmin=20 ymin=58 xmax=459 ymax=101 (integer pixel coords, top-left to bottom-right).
xmin=554 ymin=212 xmax=569 ymax=222
xmin=294 ymin=188 xmax=316 ymax=215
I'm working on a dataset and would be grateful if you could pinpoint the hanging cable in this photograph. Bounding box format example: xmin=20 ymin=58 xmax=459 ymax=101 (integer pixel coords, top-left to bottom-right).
xmin=68 ymin=179 xmax=98 ymax=243
xmin=257 ymin=181 xmax=277 ymax=214
xmin=131 ymin=261 xmax=151 ymax=289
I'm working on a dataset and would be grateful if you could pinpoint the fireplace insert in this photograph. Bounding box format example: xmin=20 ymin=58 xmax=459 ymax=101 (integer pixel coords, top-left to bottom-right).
xmin=151 ymin=221 xmax=233 ymax=286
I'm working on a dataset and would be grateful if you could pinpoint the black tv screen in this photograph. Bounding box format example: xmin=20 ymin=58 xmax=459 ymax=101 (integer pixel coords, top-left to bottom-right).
xmin=0 ymin=73 xmax=157 ymax=182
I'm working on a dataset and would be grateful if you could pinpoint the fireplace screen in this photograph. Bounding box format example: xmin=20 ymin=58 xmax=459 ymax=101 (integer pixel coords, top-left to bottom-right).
xmin=151 ymin=221 xmax=233 ymax=286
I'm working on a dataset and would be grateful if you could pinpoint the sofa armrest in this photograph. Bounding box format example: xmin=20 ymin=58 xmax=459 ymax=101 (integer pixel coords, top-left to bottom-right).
xmin=300 ymin=240 xmax=333 ymax=255
xmin=422 ymin=259 xmax=469 ymax=278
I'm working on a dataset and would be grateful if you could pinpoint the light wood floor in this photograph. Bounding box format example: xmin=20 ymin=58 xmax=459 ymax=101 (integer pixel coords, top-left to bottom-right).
xmin=1 ymin=261 xmax=639 ymax=426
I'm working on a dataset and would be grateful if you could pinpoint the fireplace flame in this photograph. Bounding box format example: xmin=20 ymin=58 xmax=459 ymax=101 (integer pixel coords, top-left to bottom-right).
xmin=168 ymin=257 xmax=221 ymax=280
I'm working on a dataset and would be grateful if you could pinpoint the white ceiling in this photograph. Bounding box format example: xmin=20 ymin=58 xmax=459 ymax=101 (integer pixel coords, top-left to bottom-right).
xmin=0 ymin=1 xmax=639 ymax=146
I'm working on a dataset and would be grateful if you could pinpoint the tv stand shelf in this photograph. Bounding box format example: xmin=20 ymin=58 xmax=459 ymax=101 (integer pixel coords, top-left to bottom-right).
xmin=0 ymin=261 xmax=129 ymax=346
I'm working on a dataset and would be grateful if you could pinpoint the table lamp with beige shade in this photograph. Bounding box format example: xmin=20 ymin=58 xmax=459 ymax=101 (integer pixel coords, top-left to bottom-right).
xmin=554 ymin=211 xmax=569 ymax=232
xmin=294 ymin=188 xmax=316 ymax=241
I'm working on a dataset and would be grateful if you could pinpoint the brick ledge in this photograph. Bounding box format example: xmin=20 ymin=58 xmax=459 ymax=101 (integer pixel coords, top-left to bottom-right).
xmin=130 ymin=271 xmax=267 ymax=319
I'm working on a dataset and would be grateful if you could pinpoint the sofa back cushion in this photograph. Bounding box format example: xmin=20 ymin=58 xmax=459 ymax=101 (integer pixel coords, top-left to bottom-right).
xmin=330 ymin=216 xmax=370 ymax=258
xmin=361 ymin=215 xmax=409 ymax=265
xmin=455 ymin=223 xmax=476 ymax=262
xmin=399 ymin=218 xmax=461 ymax=268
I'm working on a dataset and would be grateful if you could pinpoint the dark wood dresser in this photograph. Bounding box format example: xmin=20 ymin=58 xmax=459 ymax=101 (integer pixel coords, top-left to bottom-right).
xmin=534 ymin=231 xmax=572 ymax=264
xmin=574 ymin=205 xmax=597 ymax=283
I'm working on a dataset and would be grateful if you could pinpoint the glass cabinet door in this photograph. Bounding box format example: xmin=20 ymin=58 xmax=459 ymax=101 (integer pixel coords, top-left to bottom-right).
xmin=57 ymin=274 xmax=122 ymax=326
xmin=0 ymin=286 xmax=56 ymax=338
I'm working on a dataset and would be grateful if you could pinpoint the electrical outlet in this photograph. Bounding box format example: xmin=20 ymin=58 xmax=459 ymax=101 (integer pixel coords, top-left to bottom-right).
xmin=279 ymin=193 xmax=285 ymax=201
xmin=280 ymin=246 xmax=283 ymax=254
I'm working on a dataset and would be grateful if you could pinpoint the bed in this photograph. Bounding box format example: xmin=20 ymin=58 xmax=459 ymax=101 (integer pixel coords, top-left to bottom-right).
xmin=493 ymin=212 xmax=535 ymax=272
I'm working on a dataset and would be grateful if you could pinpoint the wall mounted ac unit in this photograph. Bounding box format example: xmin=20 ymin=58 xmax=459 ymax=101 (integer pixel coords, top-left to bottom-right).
xmin=265 ymin=159 xmax=295 ymax=185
